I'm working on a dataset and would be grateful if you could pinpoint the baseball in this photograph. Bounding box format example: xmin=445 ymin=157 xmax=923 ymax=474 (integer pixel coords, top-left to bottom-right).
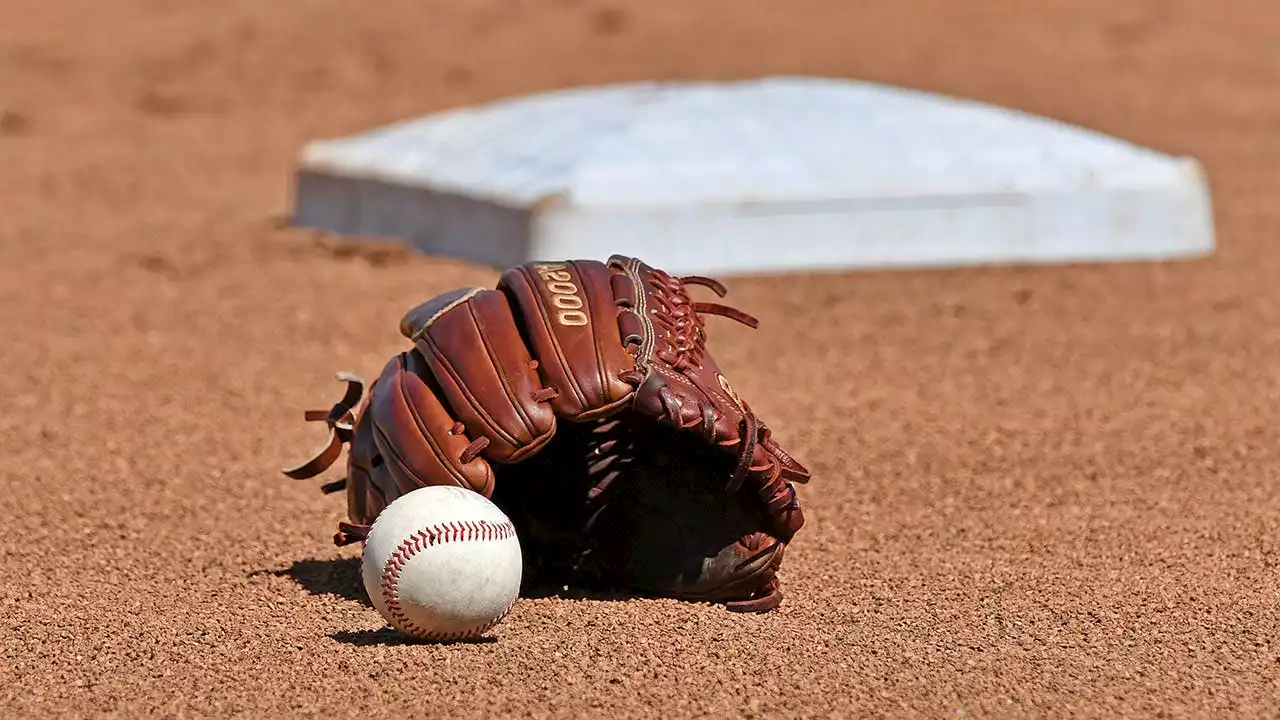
xmin=360 ymin=485 xmax=523 ymax=642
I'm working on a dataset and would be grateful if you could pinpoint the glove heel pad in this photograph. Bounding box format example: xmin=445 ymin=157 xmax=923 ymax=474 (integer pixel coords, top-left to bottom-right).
xmin=497 ymin=261 xmax=637 ymax=421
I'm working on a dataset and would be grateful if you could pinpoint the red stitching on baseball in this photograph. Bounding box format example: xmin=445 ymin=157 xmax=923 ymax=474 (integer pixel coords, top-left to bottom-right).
xmin=380 ymin=519 xmax=518 ymax=641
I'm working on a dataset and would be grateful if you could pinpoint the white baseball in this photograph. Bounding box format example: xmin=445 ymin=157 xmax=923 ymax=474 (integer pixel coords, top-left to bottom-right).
xmin=360 ymin=485 xmax=522 ymax=642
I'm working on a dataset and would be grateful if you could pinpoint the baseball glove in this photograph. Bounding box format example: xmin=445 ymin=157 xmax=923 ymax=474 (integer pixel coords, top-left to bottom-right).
xmin=282 ymin=255 xmax=811 ymax=612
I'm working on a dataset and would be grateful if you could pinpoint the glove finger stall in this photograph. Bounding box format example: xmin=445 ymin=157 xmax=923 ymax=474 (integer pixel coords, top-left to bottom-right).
xmin=367 ymin=350 xmax=496 ymax=498
xmin=401 ymin=286 xmax=557 ymax=464
xmin=498 ymin=261 xmax=637 ymax=421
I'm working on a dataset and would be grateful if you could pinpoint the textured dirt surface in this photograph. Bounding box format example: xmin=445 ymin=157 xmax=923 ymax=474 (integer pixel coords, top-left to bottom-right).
xmin=4 ymin=0 xmax=1280 ymax=717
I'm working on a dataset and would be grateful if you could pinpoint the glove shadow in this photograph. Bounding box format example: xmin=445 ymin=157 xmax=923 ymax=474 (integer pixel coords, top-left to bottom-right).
xmin=492 ymin=415 xmax=785 ymax=609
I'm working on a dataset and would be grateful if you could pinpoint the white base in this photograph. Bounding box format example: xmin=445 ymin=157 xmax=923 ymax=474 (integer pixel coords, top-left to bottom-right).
xmin=292 ymin=77 xmax=1215 ymax=276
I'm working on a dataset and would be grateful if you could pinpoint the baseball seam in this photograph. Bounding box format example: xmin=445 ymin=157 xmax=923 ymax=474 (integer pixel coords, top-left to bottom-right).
xmin=380 ymin=519 xmax=518 ymax=642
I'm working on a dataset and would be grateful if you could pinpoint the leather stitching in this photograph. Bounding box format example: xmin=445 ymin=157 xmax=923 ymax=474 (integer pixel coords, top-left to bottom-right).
xmin=384 ymin=358 xmax=469 ymax=488
xmin=623 ymin=260 xmax=656 ymax=371
xmin=408 ymin=287 xmax=486 ymax=340
xmin=380 ymin=519 xmax=519 ymax=641
xmin=423 ymin=333 xmax=520 ymax=451
xmin=522 ymin=266 xmax=590 ymax=411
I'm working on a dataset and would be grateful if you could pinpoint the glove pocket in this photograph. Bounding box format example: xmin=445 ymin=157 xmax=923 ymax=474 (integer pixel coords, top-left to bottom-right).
xmin=402 ymin=287 xmax=557 ymax=464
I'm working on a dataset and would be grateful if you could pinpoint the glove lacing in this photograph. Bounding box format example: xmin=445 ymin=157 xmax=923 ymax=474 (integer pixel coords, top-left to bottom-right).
xmin=619 ymin=270 xmax=801 ymax=538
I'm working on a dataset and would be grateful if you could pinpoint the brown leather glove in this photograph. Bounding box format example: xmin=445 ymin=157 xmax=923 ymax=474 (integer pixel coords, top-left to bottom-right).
xmin=283 ymin=255 xmax=811 ymax=612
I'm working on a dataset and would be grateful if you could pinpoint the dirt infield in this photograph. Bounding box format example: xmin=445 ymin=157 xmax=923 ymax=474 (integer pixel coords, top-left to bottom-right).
xmin=4 ymin=0 xmax=1279 ymax=717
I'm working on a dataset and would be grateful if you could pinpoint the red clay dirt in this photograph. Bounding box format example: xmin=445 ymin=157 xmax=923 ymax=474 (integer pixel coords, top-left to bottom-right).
xmin=4 ymin=0 xmax=1280 ymax=717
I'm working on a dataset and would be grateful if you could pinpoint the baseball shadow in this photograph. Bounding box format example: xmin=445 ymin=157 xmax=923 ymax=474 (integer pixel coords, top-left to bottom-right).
xmin=263 ymin=556 xmax=373 ymax=607
xmin=259 ymin=558 xmax=511 ymax=646
xmin=267 ymin=556 xmax=651 ymax=607
xmin=329 ymin=627 xmax=500 ymax=647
